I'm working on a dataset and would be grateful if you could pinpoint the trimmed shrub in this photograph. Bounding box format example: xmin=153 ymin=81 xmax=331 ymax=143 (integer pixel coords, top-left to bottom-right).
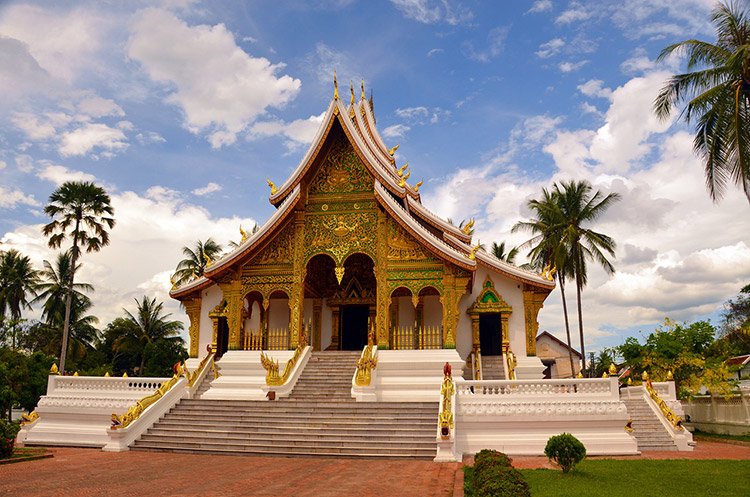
xmin=474 ymin=465 xmax=531 ymax=497
xmin=544 ymin=433 xmax=586 ymax=473
xmin=473 ymin=449 xmax=513 ymax=475
xmin=0 ymin=420 xmax=20 ymax=459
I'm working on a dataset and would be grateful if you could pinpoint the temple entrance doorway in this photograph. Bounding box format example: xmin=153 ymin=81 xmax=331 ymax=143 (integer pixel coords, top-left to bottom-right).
xmin=340 ymin=305 xmax=369 ymax=351
xmin=216 ymin=316 xmax=229 ymax=358
xmin=479 ymin=314 xmax=502 ymax=356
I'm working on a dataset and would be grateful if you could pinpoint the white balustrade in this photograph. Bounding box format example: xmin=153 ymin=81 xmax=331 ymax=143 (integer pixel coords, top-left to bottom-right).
xmin=48 ymin=376 xmax=169 ymax=395
xmin=457 ymin=378 xmax=619 ymax=400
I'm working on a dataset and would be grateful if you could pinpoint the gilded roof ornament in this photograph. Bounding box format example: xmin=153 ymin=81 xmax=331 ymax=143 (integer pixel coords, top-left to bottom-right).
xmin=398 ymin=167 xmax=410 ymax=187
xmin=361 ymin=78 xmax=366 ymax=101
xmin=333 ymin=70 xmax=339 ymax=100
xmin=240 ymin=225 xmax=248 ymax=242
xmin=267 ymin=176 xmax=277 ymax=195
xmin=397 ymin=162 xmax=408 ymax=177
xmin=203 ymin=252 xmax=213 ymax=267
xmin=170 ymin=274 xmax=177 ymax=290
xmin=414 ymin=179 xmax=423 ymax=192
xmin=541 ymin=265 xmax=556 ymax=281
xmin=462 ymin=218 xmax=475 ymax=235
xmin=350 ymin=80 xmax=355 ymax=105
xmin=388 ymin=143 xmax=400 ymax=155
xmin=609 ymin=363 xmax=618 ymax=375
xmin=468 ymin=240 xmax=481 ymax=260
xmin=50 ymin=363 xmax=59 ymax=375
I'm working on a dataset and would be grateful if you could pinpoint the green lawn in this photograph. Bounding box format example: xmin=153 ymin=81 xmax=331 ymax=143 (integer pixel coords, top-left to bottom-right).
xmin=520 ymin=459 xmax=750 ymax=497
xmin=692 ymin=430 xmax=750 ymax=443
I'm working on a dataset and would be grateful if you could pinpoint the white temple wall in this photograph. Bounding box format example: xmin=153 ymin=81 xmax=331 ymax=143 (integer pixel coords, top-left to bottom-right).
xmin=199 ymin=284 xmax=223 ymax=354
xmin=423 ymin=295 xmax=442 ymax=329
xmin=268 ymin=296 xmax=290 ymax=331
xmin=245 ymin=300 xmax=261 ymax=332
xmin=321 ymin=298 xmax=332 ymax=350
xmin=456 ymin=266 xmax=528 ymax=359
xmin=397 ymin=295 xmax=416 ymax=327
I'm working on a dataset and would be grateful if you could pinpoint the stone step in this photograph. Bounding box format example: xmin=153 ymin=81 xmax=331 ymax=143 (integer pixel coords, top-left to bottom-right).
xmin=131 ymin=443 xmax=435 ymax=459
xmin=139 ymin=433 xmax=435 ymax=447
xmin=156 ymin=418 xmax=436 ymax=430
xmin=149 ymin=425 xmax=435 ymax=437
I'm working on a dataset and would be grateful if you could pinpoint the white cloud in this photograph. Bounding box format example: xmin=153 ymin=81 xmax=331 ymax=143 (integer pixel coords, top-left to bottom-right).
xmin=11 ymin=112 xmax=57 ymax=140
xmin=128 ymin=7 xmax=301 ymax=148
xmin=36 ymin=164 xmax=97 ymax=186
xmin=463 ymin=26 xmax=509 ymax=63
xmin=577 ymin=79 xmax=612 ymax=99
xmin=395 ymin=106 xmax=429 ymax=122
xmin=77 ymin=96 xmax=125 ymax=118
xmin=0 ymin=186 xmax=40 ymax=208
xmin=559 ymin=60 xmax=588 ymax=73
xmin=192 ymin=182 xmax=222 ymax=196
xmin=528 ymin=0 xmax=553 ymax=14
xmin=0 ymin=37 xmax=53 ymax=97
xmin=58 ymin=123 xmax=129 ymax=157
xmin=249 ymin=111 xmax=326 ymax=150
xmin=390 ymin=0 xmax=473 ymax=25
xmin=1 ymin=189 xmax=257 ymax=329
xmin=555 ymin=1 xmax=592 ymax=25
xmin=427 ymin=48 xmax=444 ymax=57
xmin=382 ymin=124 xmax=411 ymax=139
xmin=536 ymin=38 xmax=565 ymax=58
xmin=0 ymin=161 xmax=5 ymax=170
xmin=15 ymin=155 xmax=34 ymax=173
xmin=135 ymin=131 xmax=167 ymax=145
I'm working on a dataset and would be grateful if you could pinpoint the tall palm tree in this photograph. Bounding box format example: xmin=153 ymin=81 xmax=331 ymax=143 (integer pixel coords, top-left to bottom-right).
xmin=513 ymin=188 xmax=577 ymax=377
xmin=491 ymin=241 xmax=519 ymax=264
xmin=42 ymin=181 xmax=115 ymax=373
xmin=32 ymin=252 xmax=94 ymax=326
xmin=0 ymin=249 xmax=40 ymax=348
xmin=654 ymin=1 xmax=750 ymax=203
xmin=173 ymin=238 xmax=222 ymax=286
xmin=113 ymin=296 xmax=184 ymax=376
xmin=554 ymin=181 xmax=620 ymax=375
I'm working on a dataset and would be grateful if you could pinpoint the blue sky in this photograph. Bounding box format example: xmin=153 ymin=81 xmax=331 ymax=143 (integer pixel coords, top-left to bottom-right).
xmin=1 ymin=0 xmax=748 ymax=354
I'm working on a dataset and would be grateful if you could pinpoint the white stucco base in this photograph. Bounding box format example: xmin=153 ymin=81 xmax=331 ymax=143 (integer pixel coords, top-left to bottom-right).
xmin=372 ymin=349 xmax=464 ymax=402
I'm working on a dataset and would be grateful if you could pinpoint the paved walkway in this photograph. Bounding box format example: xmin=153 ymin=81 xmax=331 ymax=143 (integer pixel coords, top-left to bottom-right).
xmin=3 ymin=442 xmax=748 ymax=497
xmin=0 ymin=448 xmax=457 ymax=497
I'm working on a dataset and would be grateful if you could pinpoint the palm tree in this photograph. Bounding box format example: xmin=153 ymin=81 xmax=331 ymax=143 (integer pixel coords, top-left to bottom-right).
xmin=32 ymin=252 xmax=94 ymax=326
xmin=654 ymin=1 xmax=750 ymax=203
xmin=513 ymin=188 xmax=577 ymax=377
xmin=491 ymin=241 xmax=519 ymax=264
xmin=173 ymin=239 xmax=222 ymax=286
xmin=554 ymin=181 xmax=620 ymax=375
xmin=0 ymin=249 xmax=40 ymax=348
xmin=113 ymin=296 xmax=184 ymax=376
xmin=42 ymin=181 xmax=115 ymax=373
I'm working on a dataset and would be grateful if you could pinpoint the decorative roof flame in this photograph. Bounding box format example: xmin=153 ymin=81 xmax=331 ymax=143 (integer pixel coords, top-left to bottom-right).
xmin=361 ymin=78 xmax=366 ymax=101
xmin=267 ymin=176 xmax=277 ymax=195
xmin=469 ymin=240 xmax=481 ymax=260
xmin=388 ymin=143 xmax=400 ymax=156
xmin=333 ymin=70 xmax=339 ymax=100
xmin=462 ymin=217 xmax=475 ymax=235
xmin=414 ymin=179 xmax=423 ymax=192
xmin=350 ymin=79 xmax=355 ymax=105
xmin=397 ymin=162 xmax=408 ymax=177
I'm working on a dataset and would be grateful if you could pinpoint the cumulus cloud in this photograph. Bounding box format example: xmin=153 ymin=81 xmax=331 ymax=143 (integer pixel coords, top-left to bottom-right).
xmin=555 ymin=1 xmax=592 ymax=25
xmin=192 ymin=182 xmax=222 ymax=196
xmin=382 ymin=124 xmax=411 ymax=139
xmin=77 ymin=96 xmax=125 ymax=118
xmin=36 ymin=164 xmax=97 ymax=186
xmin=528 ymin=0 xmax=553 ymax=14
xmin=559 ymin=60 xmax=588 ymax=73
xmin=128 ymin=7 xmax=301 ymax=148
xmin=58 ymin=123 xmax=129 ymax=157
xmin=0 ymin=186 xmax=40 ymax=208
xmin=249 ymin=111 xmax=326 ymax=150
xmin=536 ymin=38 xmax=565 ymax=58
xmin=577 ymin=79 xmax=612 ymax=99
xmin=463 ymin=26 xmax=509 ymax=63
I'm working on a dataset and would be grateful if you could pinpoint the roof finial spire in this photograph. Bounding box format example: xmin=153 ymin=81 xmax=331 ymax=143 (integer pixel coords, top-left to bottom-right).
xmin=350 ymin=79 xmax=355 ymax=105
xmin=361 ymin=78 xmax=366 ymax=101
xmin=333 ymin=70 xmax=339 ymax=100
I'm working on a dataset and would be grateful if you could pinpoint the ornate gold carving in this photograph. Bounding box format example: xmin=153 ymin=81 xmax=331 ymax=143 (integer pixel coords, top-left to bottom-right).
xmin=506 ymin=348 xmax=517 ymax=380
xmin=184 ymin=352 xmax=214 ymax=387
xmin=398 ymin=168 xmax=410 ymax=187
xmin=240 ymin=225 xmax=248 ymax=242
xmin=335 ymin=266 xmax=345 ymax=284
xmin=387 ymin=219 xmax=431 ymax=261
xmin=333 ymin=70 xmax=339 ymax=100
xmin=439 ymin=364 xmax=454 ymax=439
xmin=361 ymin=78 xmax=366 ymax=101
xmin=250 ymin=223 xmax=294 ymax=266
xmin=414 ymin=179 xmax=423 ymax=192
xmin=468 ymin=241 xmax=481 ymax=260
xmin=354 ymin=344 xmax=377 ymax=386
xmin=21 ymin=410 xmax=38 ymax=425
xmin=267 ymin=176 xmax=278 ymax=195
xmin=111 ymin=366 xmax=185 ymax=430
xmin=309 ymin=134 xmax=372 ymax=195
xmin=50 ymin=363 xmax=59 ymax=375
xmin=184 ymin=298 xmax=202 ymax=357
xmin=523 ymin=288 xmax=546 ymax=355
xmin=541 ymin=265 xmax=556 ymax=281
xmin=462 ymin=218 xmax=475 ymax=235
xmin=645 ymin=378 xmax=684 ymax=430
xmin=260 ymin=337 xmax=306 ymax=386
xmin=397 ymin=162 xmax=408 ymax=177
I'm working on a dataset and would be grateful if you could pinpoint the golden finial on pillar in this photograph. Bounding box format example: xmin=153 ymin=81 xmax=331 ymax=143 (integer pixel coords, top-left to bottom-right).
xmin=104 ymin=372 xmax=110 ymax=377
xmin=667 ymin=370 xmax=674 ymax=380
xmin=576 ymin=370 xmax=583 ymax=378
xmin=609 ymin=363 xmax=617 ymax=375
xmin=642 ymin=371 xmax=649 ymax=381
xmin=50 ymin=363 xmax=59 ymax=375
xmin=627 ymin=377 xmax=633 ymax=385
xmin=73 ymin=371 xmax=79 ymax=376
xmin=333 ymin=70 xmax=339 ymax=100
xmin=123 ymin=372 xmax=128 ymax=378
xmin=414 ymin=179 xmax=423 ymax=192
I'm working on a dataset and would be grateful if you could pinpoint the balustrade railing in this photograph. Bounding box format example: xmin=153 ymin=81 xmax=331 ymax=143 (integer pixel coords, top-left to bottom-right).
xmin=643 ymin=374 xmax=683 ymax=430
xmin=392 ymin=325 xmax=443 ymax=350
xmin=242 ymin=328 xmax=264 ymax=351
xmin=457 ymin=378 xmax=618 ymax=398
xmin=266 ymin=327 xmax=289 ymax=350
xmin=50 ymin=376 xmax=168 ymax=394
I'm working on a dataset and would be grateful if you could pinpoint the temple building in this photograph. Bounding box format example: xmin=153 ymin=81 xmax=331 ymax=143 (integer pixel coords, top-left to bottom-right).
xmin=169 ymin=78 xmax=555 ymax=380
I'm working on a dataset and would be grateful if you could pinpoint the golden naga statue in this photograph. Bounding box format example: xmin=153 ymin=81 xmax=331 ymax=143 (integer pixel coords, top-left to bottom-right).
xmin=388 ymin=143 xmax=400 ymax=155
xmin=468 ymin=240 xmax=481 ymax=260
xmin=267 ymin=176 xmax=277 ymax=195
xmin=462 ymin=218 xmax=475 ymax=235
xmin=240 ymin=225 xmax=248 ymax=242
xmin=541 ymin=265 xmax=557 ymax=281
xmin=414 ymin=179 xmax=423 ymax=192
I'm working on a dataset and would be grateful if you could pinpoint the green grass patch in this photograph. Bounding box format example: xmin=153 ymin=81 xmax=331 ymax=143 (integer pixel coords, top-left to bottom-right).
xmin=521 ymin=459 xmax=750 ymax=497
xmin=692 ymin=430 xmax=750 ymax=443
xmin=0 ymin=447 xmax=53 ymax=465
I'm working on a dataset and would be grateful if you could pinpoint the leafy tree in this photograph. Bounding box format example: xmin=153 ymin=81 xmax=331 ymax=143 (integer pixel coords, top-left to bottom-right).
xmin=654 ymin=1 xmax=750 ymax=202
xmin=0 ymin=349 xmax=56 ymax=421
xmin=112 ymin=296 xmax=184 ymax=376
xmin=491 ymin=241 xmax=519 ymax=264
xmin=42 ymin=181 xmax=115 ymax=373
xmin=32 ymin=252 xmax=94 ymax=327
xmin=0 ymin=249 xmax=40 ymax=348
xmin=173 ymin=239 xmax=222 ymax=286
xmin=720 ymin=284 xmax=750 ymax=354
xmin=617 ymin=318 xmax=736 ymax=398
xmin=142 ymin=338 xmax=188 ymax=377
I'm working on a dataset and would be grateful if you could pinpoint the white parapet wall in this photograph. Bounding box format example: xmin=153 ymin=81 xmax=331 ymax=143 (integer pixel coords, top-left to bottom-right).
xmin=200 ymin=348 xmax=310 ymax=400
xmin=453 ymin=377 xmax=639 ymax=457
xmin=681 ymin=386 xmax=750 ymax=436
xmin=17 ymin=375 xmax=170 ymax=448
xmin=372 ymin=349 xmax=465 ymax=402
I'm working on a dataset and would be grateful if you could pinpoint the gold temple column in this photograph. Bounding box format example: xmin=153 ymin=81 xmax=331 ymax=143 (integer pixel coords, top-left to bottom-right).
xmin=470 ymin=314 xmax=480 ymax=354
xmin=375 ymin=210 xmax=389 ymax=349
xmin=522 ymin=287 xmax=546 ymax=356
xmin=210 ymin=317 xmax=219 ymax=352
xmin=313 ymin=299 xmax=322 ymax=351
xmin=389 ymin=296 xmax=399 ymax=349
xmin=219 ymin=279 xmax=243 ymax=350
xmin=289 ymin=211 xmax=306 ymax=349
xmin=416 ymin=296 xmax=424 ymax=349
xmin=500 ymin=313 xmax=510 ymax=354
xmin=262 ymin=298 xmax=269 ymax=349
xmin=184 ymin=297 xmax=202 ymax=358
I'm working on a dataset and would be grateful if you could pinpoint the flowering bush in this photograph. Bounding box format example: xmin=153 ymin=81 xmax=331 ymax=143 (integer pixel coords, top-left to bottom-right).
xmin=0 ymin=420 xmax=20 ymax=459
xmin=471 ymin=449 xmax=530 ymax=497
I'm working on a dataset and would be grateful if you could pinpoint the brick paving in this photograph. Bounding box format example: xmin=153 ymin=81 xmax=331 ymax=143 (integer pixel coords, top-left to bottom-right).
xmin=0 ymin=448 xmax=457 ymax=497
